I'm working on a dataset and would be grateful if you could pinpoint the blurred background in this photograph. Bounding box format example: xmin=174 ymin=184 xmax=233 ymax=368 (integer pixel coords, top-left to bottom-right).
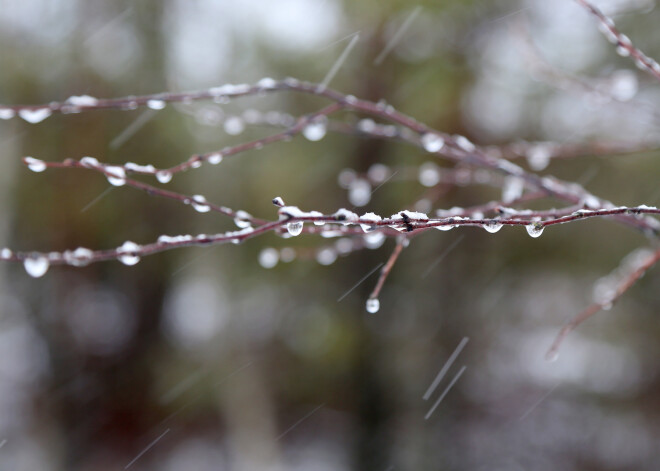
xmin=1 ymin=0 xmax=660 ymax=469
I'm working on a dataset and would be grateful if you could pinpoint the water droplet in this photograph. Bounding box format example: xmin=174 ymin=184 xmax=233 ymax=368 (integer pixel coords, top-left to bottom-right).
xmin=207 ymin=153 xmax=223 ymax=165
xmin=526 ymin=223 xmax=544 ymax=238
xmin=316 ymin=248 xmax=337 ymax=266
xmin=483 ymin=221 xmax=503 ymax=234
xmin=303 ymin=120 xmax=327 ymax=141
xmin=80 ymin=156 xmax=100 ymax=168
xmin=435 ymin=219 xmax=455 ymax=231
xmin=502 ymin=176 xmax=524 ymax=203
xmin=191 ymin=195 xmax=211 ymax=213
xmin=526 ymin=144 xmax=551 ymax=171
xmin=286 ymin=221 xmax=303 ymax=236
xmin=68 ymin=247 xmax=94 ymax=267
xmin=455 ymin=135 xmax=476 ymax=152
xmin=367 ymin=163 xmax=390 ymax=183
xmin=419 ymin=162 xmax=441 ymax=187
xmin=18 ymin=108 xmax=52 ymax=124
xmin=24 ymin=156 xmax=46 ymax=172
xmin=234 ymin=211 xmax=252 ymax=228
xmin=610 ymin=69 xmax=638 ymax=101
xmin=259 ymin=247 xmax=279 ymax=268
xmin=224 ymin=116 xmax=245 ymax=135
xmin=105 ymin=166 xmax=126 ymax=186
xmin=24 ymin=256 xmax=49 ymax=278
xmin=257 ymin=77 xmax=277 ymax=89
xmin=117 ymin=241 xmax=141 ymax=266
xmin=280 ymin=247 xmax=296 ymax=262
xmin=421 ymin=133 xmax=444 ymax=152
xmin=272 ymin=196 xmax=285 ymax=207
xmin=146 ymin=99 xmax=166 ymax=110
xmin=366 ymin=298 xmax=380 ymax=314
xmin=0 ymin=108 xmax=15 ymax=120
xmin=156 ymin=170 xmax=172 ymax=183
xmin=364 ymin=231 xmax=385 ymax=249
xmin=348 ymin=179 xmax=371 ymax=207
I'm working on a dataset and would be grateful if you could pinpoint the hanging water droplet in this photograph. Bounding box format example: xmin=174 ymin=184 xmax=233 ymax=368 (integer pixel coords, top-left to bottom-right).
xmin=259 ymin=247 xmax=279 ymax=268
xmin=234 ymin=210 xmax=252 ymax=229
xmin=117 ymin=241 xmax=141 ymax=266
xmin=146 ymin=99 xmax=166 ymax=110
xmin=224 ymin=116 xmax=245 ymax=135
xmin=366 ymin=298 xmax=380 ymax=314
xmin=24 ymin=156 xmax=47 ymax=172
xmin=191 ymin=195 xmax=211 ymax=213
xmin=303 ymin=120 xmax=327 ymax=141
xmin=483 ymin=221 xmax=503 ymax=234
xmin=0 ymin=108 xmax=15 ymax=120
xmin=364 ymin=231 xmax=385 ymax=249
xmin=156 ymin=170 xmax=172 ymax=183
xmin=286 ymin=221 xmax=303 ymax=236
xmin=68 ymin=247 xmax=94 ymax=267
xmin=526 ymin=223 xmax=544 ymax=238
xmin=348 ymin=179 xmax=371 ymax=207
xmin=309 ymin=211 xmax=325 ymax=226
xmin=207 ymin=153 xmax=223 ymax=165
xmin=24 ymin=255 xmax=49 ymax=278
xmin=421 ymin=133 xmax=444 ymax=152
xmin=435 ymin=219 xmax=455 ymax=231
xmin=18 ymin=108 xmax=52 ymax=124
xmin=105 ymin=166 xmax=127 ymax=186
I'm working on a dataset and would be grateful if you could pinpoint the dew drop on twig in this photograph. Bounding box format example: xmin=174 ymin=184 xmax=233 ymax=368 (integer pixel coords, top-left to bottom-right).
xmin=24 ymin=157 xmax=47 ymax=173
xmin=303 ymin=121 xmax=327 ymax=141
xmin=156 ymin=171 xmax=172 ymax=184
xmin=526 ymin=223 xmax=544 ymax=238
xmin=18 ymin=108 xmax=52 ymax=124
xmin=421 ymin=133 xmax=444 ymax=152
xmin=287 ymin=221 xmax=303 ymax=236
xmin=366 ymin=298 xmax=380 ymax=314
xmin=24 ymin=256 xmax=49 ymax=278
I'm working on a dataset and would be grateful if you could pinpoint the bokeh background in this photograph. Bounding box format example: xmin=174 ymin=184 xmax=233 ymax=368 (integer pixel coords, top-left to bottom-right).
xmin=1 ymin=0 xmax=660 ymax=469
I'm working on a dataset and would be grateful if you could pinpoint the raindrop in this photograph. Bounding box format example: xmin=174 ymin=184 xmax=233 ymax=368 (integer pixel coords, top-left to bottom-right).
xmin=502 ymin=176 xmax=524 ymax=203
xmin=234 ymin=210 xmax=252 ymax=228
xmin=610 ymin=69 xmax=638 ymax=101
xmin=526 ymin=144 xmax=551 ymax=171
xmin=207 ymin=153 xmax=223 ymax=165
xmin=526 ymin=223 xmax=544 ymax=238
xmin=316 ymin=248 xmax=337 ymax=266
xmin=105 ymin=166 xmax=126 ymax=186
xmin=18 ymin=108 xmax=52 ymax=124
xmin=24 ymin=156 xmax=46 ymax=172
xmin=80 ymin=156 xmax=100 ymax=167
xmin=257 ymin=77 xmax=277 ymax=89
xmin=419 ymin=162 xmax=441 ymax=187
xmin=287 ymin=221 xmax=303 ymax=236
xmin=146 ymin=99 xmax=166 ymax=110
xmin=24 ymin=256 xmax=49 ymax=278
xmin=191 ymin=195 xmax=211 ymax=213
xmin=421 ymin=133 xmax=444 ymax=152
xmin=348 ymin=179 xmax=372 ymax=207
xmin=156 ymin=170 xmax=172 ymax=183
xmin=303 ymin=120 xmax=327 ymax=141
xmin=224 ymin=116 xmax=245 ymax=135
xmin=272 ymin=196 xmax=285 ymax=207
xmin=366 ymin=298 xmax=380 ymax=314
xmin=435 ymin=219 xmax=455 ymax=231
xmin=455 ymin=135 xmax=475 ymax=152
xmin=367 ymin=163 xmax=390 ymax=183
xmin=483 ymin=221 xmax=503 ymax=234
xmin=117 ymin=241 xmax=141 ymax=266
xmin=68 ymin=247 xmax=94 ymax=267
xmin=309 ymin=211 xmax=325 ymax=226
xmin=0 ymin=108 xmax=15 ymax=120
xmin=259 ymin=247 xmax=279 ymax=268
xmin=364 ymin=231 xmax=385 ymax=249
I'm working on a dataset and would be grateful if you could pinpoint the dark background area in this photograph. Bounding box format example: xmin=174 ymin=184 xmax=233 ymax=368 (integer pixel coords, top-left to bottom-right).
xmin=1 ymin=0 xmax=660 ymax=469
